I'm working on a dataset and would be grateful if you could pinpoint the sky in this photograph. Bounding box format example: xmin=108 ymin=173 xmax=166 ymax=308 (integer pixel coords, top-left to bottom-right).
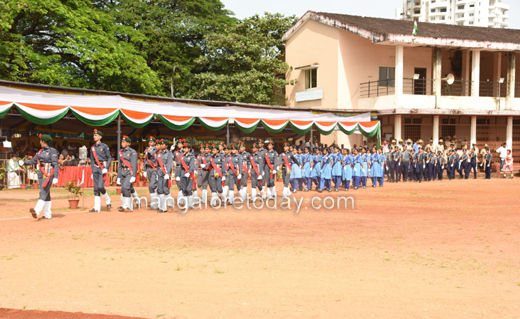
xmin=221 ymin=0 xmax=520 ymax=29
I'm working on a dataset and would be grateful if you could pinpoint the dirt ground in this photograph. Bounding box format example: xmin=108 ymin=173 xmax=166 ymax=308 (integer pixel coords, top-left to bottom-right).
xmin=0 ymin=177 xmax=519 ymax=319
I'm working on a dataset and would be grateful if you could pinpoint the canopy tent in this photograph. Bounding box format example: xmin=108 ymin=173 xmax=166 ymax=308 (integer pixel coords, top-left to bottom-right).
xmin=0 ymin=86 xmax=380 ymax=138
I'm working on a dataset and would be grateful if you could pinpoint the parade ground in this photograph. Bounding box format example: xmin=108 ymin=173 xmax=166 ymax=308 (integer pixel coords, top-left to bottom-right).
xmin=0 ymin=179 xmax=519 ymax=319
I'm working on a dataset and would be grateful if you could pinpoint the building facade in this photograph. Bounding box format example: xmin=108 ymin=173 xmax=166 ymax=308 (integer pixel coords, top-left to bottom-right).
xmin=396 ymin=0 xmax=510 ymax=28
xmin=283 ymin=11 xmax=520 ymax=159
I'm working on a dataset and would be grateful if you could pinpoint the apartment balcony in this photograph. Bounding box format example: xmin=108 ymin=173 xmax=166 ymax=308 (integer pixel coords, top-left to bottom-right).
xmin=358 ymin=78 xmax=520 ymax=111
xmin=494 ymin=2 xmax=510 ymax=10
xmin=430 ymin=1 xmax=450 ymax=9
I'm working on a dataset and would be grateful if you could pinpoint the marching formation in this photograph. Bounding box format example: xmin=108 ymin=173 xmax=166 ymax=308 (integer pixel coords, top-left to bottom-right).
xmin=18 ymin=132 xmax=504 ymax=219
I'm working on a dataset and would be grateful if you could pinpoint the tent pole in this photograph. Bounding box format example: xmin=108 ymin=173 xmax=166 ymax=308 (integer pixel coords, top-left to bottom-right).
xmin=310 ymin=127 xmax=313 ymax=146
xmin=226 ymin=123 xmax=230 ymax=145
xmin=117 ymin=114 xmax=121 ymax=155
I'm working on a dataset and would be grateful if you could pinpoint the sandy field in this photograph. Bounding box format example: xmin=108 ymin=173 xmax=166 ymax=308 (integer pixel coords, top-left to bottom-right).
xmin=0 ymin=177 xmax=519 ymax=318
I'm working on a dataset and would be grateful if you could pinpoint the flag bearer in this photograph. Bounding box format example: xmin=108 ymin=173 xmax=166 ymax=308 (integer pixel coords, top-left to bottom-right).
xmin=89 ymin=129 xmax=112 ymax=212
xmin=19 ymin=134 xmax=59 ymax=219
xmin=117 ymin=136 xmax=137 ymax=212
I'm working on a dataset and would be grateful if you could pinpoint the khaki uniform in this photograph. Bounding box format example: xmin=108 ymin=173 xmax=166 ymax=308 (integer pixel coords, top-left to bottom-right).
xmin=480 ymin=148 xmax=487 ymax=161
xmin=435 ymin=144 xmax=445 ymax=155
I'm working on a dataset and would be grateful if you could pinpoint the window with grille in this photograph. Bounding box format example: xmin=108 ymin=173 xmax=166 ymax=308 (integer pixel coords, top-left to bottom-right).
xmin=441 ymin=125 xmax=456 ymax=139
xmin=404 ymin=125 xmax=421 ymax=142
xmin=477 ymin=118 xmax=491 ymax=125
xmin=305 ymin=68 xmax=318 ymax=89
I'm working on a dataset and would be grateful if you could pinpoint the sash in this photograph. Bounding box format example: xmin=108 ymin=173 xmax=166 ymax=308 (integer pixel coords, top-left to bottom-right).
xmin=211 ymin=158 xmax=225 ymax=187
xmin=119 ymin=150 xmax=133 ymax=176
xmin=282 ymin=154 xmax=291 ymax=172
xmin=250 ymin=155 xmax=260 ymax=176
xmin=145 ymin=148 xmax=156 ymax=169
xmin=36 ymin=150 xmax=54 ymax=187
xmin=265 ymin=153 xmax=274 ymax=178
xmin=229 ymin=158 xmax=241 ymax=185
xmin=242 ymin=161 xmax=250 ymax=178
xmin=91 ymin=145 xmax=105 ymax=170
xmin=157 ymin=153 xmax=171 ymax=188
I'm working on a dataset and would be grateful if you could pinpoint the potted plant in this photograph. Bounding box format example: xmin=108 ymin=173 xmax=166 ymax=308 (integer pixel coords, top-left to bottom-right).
xmin=64 ymin=179 xmax=83 ymax=209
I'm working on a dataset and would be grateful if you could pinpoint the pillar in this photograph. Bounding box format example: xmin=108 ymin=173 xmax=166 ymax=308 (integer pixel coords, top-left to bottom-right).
xmin=433 ymin=115 xmax=439 ymax=147
xmin=493 ymin=52 xmax=502 ymax=97
xmin=506 ymin=52 xmax=516 ymax=110
xmin=463 ymin=51 xmax=471 ymax=96
xmin=470 ymin=115 xmax=477 ymax=146
xmin=471 ymin=50 xmax=481 ymax=97
xmin=394 ymin=114 xmax=402 ymax=141
xmin=432 ymin=47 xmax=442 ymax=104
xmin=506 ymin=116 xmax=513 ymax=149
xmin=395 ymin=45 xmax=404 ymax=107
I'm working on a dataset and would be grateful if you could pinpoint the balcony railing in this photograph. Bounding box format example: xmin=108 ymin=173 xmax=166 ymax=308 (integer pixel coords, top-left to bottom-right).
xmin=359 ymin=78 xmax=511 ymax=98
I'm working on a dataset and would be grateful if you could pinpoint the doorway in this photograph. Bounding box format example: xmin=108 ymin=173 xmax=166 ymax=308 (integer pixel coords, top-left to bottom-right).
xmin=413 ymin=68 xmax=427 ymax=95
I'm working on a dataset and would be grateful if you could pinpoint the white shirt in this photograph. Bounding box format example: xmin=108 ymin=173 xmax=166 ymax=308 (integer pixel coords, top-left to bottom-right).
xmin=496 ymin=146 xmax=508 ymax=159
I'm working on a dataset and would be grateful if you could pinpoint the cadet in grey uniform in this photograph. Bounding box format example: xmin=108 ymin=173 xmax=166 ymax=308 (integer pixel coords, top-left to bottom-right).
xmin=277 ymin=142 xmax=299 ymax=198
xmin=117 ymin=136 xmax=138 ymax=212
xmin=263 ymin=140 xmax=279 ymax=199
xmin=249 ymin=143 xmax=265 ymax=202
xmin=156 ymin=139 xmax=173 ymax=213
xmin=401 ymin=145 xmax=411 ymax=182
xmin=172 ymin=138 xmax=185 ymax=204
xmin=144 ymin=136 xmax=159 ymax=209
xmin=196 ymin=144 xmax=211 ymax=204
xmin=179 ymin=141 xmax=196 ymax=209
xmin=226 ymin=143 xmax=244 ymax=204
xmin=20 ymin=134 xmax=59 ymax=219
xmin=257 ymin=139 xmax=267 ymax=187
xmin=89 ymin=129 xmax=112 ymax=212
xmin=239 ymin=142 xmax=251 ymax=202
xmin=208 ymin=144 xmax=225 ymax=207
xmin=460 ymin=149 xmax=470 ymax=179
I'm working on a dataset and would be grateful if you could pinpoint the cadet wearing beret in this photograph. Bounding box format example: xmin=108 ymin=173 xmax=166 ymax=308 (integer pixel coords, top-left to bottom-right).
xmin=89 ymin=129 xmax=112 ymax=213
xmin=117 ymin=136 xmax=138 ymax=212
xmin=19 ymin=134 xmax=60 ymax=219
xmin=144 ymin=136 xmax=159 ymax=210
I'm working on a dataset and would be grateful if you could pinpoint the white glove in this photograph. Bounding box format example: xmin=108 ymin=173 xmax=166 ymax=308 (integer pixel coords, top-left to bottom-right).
xmin=201 ymin=164 xmax=206 ymax=169
xmin=441 ymin=166 xmax=444 ymax=169
xmin=130 ymin=177 xmax=136 ymax=183
xmin=451 ymin=164 xmax=454 ymax=167
xmin=423 ymin=165 xmax=425 ymax=169
xmin=344 ymin=166 xmax=347 ymax=171
xmin=18 ymin=160 xmax=24 ymax=166
xmin=184 ymin=173 xmax=190 ymax=178
xmin=117 ymin=178 xmax=121 ymax=185
xmin=222 ymin=176 xmax=226 ymax=181
xmin=362 ymin=169 xmax=365 ymax=174
xmin=273 ymin=170 xmax=277 ymax=174
xmin=143 ymin=172 xmax=147 ymax=178
xmin=257 ymin=175 xmax=262 ymax=180
xmin=426 ymin=160 xmax=429 ymax=164
xmin=52 ymin=178 xmax=58 ymax=185
xmin=164 ymin=174 xmax=169 ymax=180
xmin=398 ymin=163 xmax=401 ymax=166
xmin=176 ymin=176 xmax=180 ymax=181
xmin=354 ymin=168 xmax=357 ymax=172
xmin=102 ymin=168 xmax=108 ymax=174
xmin=91 ymin=174 xmax=93 ymax=179
xmin=237 ymin=174 xmax=242 ymax=179
xmin=386 ymin=166 xmax=389 ymax=170
xmin=487 ymin=164 xmax=490 ymax=167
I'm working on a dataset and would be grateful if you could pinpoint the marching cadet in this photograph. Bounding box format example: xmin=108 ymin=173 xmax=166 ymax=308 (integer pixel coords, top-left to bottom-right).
xmin=456 ymin=148 xmax=465 ymax=179
xmin=239 ymin=142 xmax=251 ymax=201
xmin=360 ymin=147 xmax=369 ymax=188
xmin=310 ymin=147 xmax=321 ymax=191
xmin=178 ymin=141 xmax=196 ymax=209
xmin=484 ymin=148 xmax=493 ymax=179
xmin=249 ymin=143 xmax=265 ymax=202
xmin=19 ymin=134 xmax=59 ymax=219
xmin=342 ymin=148 xmax=353 ymax=190
xmin=369 ymin=147 xmax=379 ymax=187
xmin=193 ymin=143 xmax=204 ymax=202
xmin=143 ymin=136 xmax=159 ymax=210
xmin=89 ymin=129 xmax=112 ymax=213
xmin=296 ymin=147 xmax=305 ymax=191
xmin=401 ymin=145 xmax=411 ymax=182
xmin=197 ymin=144 xmax=211 ymax=204
xmin=352 ymin=147 xmax=363 ymax=190
xmin=394 ymin=146 xmax=402 ymax=182
xmin=376 ymin=147 xmax=386 ymax=187
xmin=289 ymin=145 xmax=302 ymax=193
xmin=430 ymin=150 xmax=438 ymax=181
xmin=318 ymin=146 xmax=332 ymax=192
xmin=409 ymin=149 xmax=417 ymax=182
xmin=302 ymin=146 xmax=312 ymax=192
xmin=436 ymin=151 xmax=446 ymax=181
xmin=447 ymin=149 xmax=456 ymax=180
xmin=117 ymin=136 xmax=138 ymax=212
xmin=469 ymin=148 xmax=478 ymax=179
xmin=226 ymin=143 xmax=243 ymax=204
xmin=277 ymin=142 xmax=299 ymax=197
xmin=416 ymin=146 xmax=425 ymax=183
xmin=472 ymin=143 xmax=479 ymax=159
xmin=460 ymin=149 xmax=470 ymax=179
xmin=425 ymin=147 xmax=433 ymax=181
xmin=156 ymin=139 xmax=172 ymax=213
xmin=208 ymin=144 xmax=225 ymax=207
xmin=332 ymin=145 xmax=343 ymax=191
xmin=263 ymin=140 xmax=279 ymax=199
xmin=172 ymin=139 xmax=185 ymax=206
xmin=257 ymin=139 xmax=267 ymax=188
xmin=387 ymin=146 xmax=395 ymax=182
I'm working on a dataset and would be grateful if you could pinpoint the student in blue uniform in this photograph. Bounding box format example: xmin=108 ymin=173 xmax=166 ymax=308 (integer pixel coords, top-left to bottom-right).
xmin=297 ymin=147 xmax=305 ymax=191
xmin=360 ymin=147 xmax=369 ymax=189
xmin=319 ymin=147 xmax=332 ymax=192
xmin=342 ymin=148 xmax=353 ymax=191
xmin=310 ymin=147 xmax=322 ymax=191
xmin=331 ymin=145 xmax=343 ymax=191
xmin=376 ymin=147 xmax=386 ymax=187
xmin=369 ymin=147 xmax=378 ymax=187
xmin=302 ymin=146 xmax=312 ymax=191
xmin=352 ymin=148 xmax=363 ymax=190
xmin=288 ymin=145 xmax=302 ymax=192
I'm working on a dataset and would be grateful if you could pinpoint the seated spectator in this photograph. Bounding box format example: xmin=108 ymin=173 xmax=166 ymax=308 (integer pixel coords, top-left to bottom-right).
xmin=7 ymin=153 xmax=25 ymax=189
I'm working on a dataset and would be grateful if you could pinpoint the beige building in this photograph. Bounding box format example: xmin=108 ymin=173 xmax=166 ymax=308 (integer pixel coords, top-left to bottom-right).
xmin=283 ymin=11 xmax=520 ymax=158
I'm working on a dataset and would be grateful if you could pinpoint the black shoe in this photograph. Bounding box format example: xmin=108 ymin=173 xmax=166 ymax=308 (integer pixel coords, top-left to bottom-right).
xmin=106 ymin=204 xmax=111 ymax=211
xmin=372 ymin=185 xmax=376 ymax=188
xmin=363 ymin=186 xmax=366 ymax=189
xmin=304 ymin=189 xmax=309 ymax=192
xmin=29 ymin=208 xmax=37 ymax=219
xmin=354 ymin=187 xmax=358 ymax=190
xmin=118 ymin=206 xmax=125 ymax=212
xmin=318 ymin=189 xmax=322 ymax=193
xmin=88 ymin=208 xmax=99 ymax=213
xmin=158 ymin=209 xmax=167 ymax=213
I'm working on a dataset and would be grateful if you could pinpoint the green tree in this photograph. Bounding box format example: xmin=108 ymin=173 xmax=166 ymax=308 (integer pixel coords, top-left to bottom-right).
xmin=189 ymin=13 xmax=297 ymax=105
xmin=0 ymin=0 xmax=162 ymax=94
